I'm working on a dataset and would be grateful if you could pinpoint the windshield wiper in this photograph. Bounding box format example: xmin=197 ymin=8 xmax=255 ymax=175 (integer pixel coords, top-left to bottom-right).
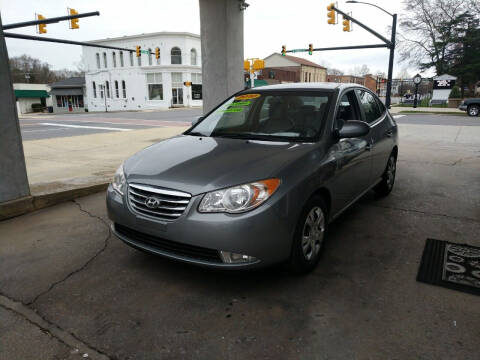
xmin=211 ymin=132 xmax=298 ymax=142
xmin=186 ymin=131 xmax=207 ymax=137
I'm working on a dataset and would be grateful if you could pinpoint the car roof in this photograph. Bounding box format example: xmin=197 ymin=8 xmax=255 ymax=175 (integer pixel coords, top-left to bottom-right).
xmin=243 ymin=82 xmax=366 ymax=92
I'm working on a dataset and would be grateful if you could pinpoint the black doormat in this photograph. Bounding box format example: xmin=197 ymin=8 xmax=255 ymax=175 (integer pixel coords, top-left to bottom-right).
xmin=417 ymin=238 xmax=480 ymax=296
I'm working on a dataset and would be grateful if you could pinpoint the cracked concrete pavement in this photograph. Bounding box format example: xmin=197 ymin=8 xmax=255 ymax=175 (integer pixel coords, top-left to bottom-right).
xmin=1 ymin=121 xmax=479 ymax=359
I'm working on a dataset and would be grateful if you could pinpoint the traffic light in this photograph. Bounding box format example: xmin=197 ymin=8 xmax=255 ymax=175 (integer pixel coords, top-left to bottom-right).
xmin=327 ymin=3 xmax=335 ymax=24
xmin=155 ymin=47 xmax=160 ymax=59
xmin=253 ymin=59 xmax=265 ymax=71
xmin=281 ymin=45 xmax=286 ymax=56
xmin=342 ymin=16 xmax=350 ymax=32
xmin=136 ymin=46 xmax=141 ymax=57
xmin=69 ymin=8 xmax=79 ymax=29
xmin=308 ymin=44 xmax=313 ymax=55
xmin=37 ymin=14 xmax=47 ymax=34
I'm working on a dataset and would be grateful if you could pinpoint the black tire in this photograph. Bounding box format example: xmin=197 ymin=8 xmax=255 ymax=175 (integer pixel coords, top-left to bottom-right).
xmin=467 ymin=105 xmax=479 ymax=117
xmin=288 ymin=195 xmax=328 ymax=274
xmin=374 ymin=152 xmax=397 ymax=197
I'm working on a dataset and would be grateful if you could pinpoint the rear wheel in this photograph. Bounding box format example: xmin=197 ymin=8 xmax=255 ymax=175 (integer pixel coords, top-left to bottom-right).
xmin=467 ymin=105 xmax=479 ymax=117
xmin=374 ymin=152 xmax=397 ymax=197
xmin=288 ymin=196 xmax=327 ymax=274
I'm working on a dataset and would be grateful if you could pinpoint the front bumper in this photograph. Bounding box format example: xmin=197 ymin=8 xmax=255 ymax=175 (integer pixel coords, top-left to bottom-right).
xmin=458 ymin=104 xmax=467 ymax=111
xmin=106 ymin=185 xmax=293 ymax=269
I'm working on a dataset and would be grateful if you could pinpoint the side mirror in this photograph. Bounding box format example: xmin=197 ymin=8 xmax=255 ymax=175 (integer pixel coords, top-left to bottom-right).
xmin=191 ymin=116 xmax=203 ymax=127
xmin=336 ymin=120 xmax=370 ymax=139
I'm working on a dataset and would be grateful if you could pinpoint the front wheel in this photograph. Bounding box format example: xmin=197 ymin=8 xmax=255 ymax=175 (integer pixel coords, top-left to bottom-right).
xmin=374 ymin=152 xmax=397 ymax=197
xmin=467 ymin=105 xmax=479 ymax=117
xmin=288 ymin=196 xmax=327 ymax=274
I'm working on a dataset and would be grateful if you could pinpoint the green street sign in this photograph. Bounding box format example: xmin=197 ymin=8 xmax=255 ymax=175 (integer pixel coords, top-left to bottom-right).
xmin=140 ymin=50 xmax=150 ymax=54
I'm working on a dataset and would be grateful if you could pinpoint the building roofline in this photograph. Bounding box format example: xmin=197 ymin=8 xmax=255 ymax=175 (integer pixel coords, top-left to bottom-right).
xmin=86 ymin=31 xmax=200 ymax=44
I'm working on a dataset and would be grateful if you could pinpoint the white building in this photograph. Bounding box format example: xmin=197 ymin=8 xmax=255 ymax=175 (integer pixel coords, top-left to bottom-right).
xmin=82 ymin=32 xmax=202 ymax=111
xmin=13 ymin=83 xmax=52 ymax=114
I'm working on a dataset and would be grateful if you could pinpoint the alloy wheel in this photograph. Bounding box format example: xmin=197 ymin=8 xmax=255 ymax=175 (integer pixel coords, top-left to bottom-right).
xmin=468 ymin=106 xmax=479 ymax=116
xmin=301 ymin=206 xmax=325 ymax=261
xmin=386 ymin=156 xmax=396 ymax=189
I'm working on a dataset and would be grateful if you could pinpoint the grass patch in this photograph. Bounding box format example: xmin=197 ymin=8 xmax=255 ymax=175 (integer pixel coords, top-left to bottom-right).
xmin=397 ymin=110 xmax=467 ymax=116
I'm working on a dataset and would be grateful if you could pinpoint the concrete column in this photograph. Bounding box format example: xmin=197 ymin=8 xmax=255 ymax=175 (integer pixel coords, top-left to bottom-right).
xmin=0 ymin=13 xmax=31 ymax=203
xmin=199 ymin=0 xmax=244 ymax=114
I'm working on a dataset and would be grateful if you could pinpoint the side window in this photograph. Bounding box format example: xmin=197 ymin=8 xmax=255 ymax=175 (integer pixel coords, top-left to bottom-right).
xmin=356 ymin=90 xmax=381 ymax=123
xmin=376 ymin=96 xmax=386 ymax=114
xmin=335 ymin=90 xmax=359 ymax=129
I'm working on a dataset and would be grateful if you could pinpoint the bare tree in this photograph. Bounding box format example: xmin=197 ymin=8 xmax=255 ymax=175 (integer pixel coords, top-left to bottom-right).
xmin=350 ymin=64 xmax=370 ymax=76
xmin=397 ymin=0 xmax=474 ymax=74
xmin=327 ymin=68 xmax=344 ymax=75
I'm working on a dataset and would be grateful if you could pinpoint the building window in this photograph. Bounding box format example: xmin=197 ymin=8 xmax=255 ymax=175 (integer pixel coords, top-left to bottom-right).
xmin=96 ymin=53 xmax=100 ymax=69
xmin=119 ymin=51 xmax=124 ymax=67
xmin=191 ymin=73 xmax=202 ymax=100
xmin=137 ymin=53 xmax=142 ymax=66
xmin=56 ymin=95 xmax=84 ymax=108
xmin=304 ymin=73 xmax=308 ymax=82
xmin=92 ymin=81 xmax=97 ymax=98
xmin=309 ymin=73 xmax=311 ymax=82
xmin=103 ymin=52 xmax=107 ymax=68
xmin=268 ymin=70 xmax=275 ymax=79
xmin=171 ymin=47 xmax=182 ymax=64
xmin=190 ymin=48 xmax=197 ymax=65
xmin=148 ymin=48 xmax=153 ymax=66
xmin=146 ymin=73 xmax=163 ymax=100
xmin=112 ymin=52 xmax=117 ymax=68
xmin=106 ymin=81 xmax=110 ymax=98
xmin=115 ymin=80 xmax=119 ymax=98
xmin=129 ymin=52 xmax=134 ymax=66
xmin=99 ymin=84 xmax=104 ymax=99
xmin=122 ymin=80 xmax=126 ymax=98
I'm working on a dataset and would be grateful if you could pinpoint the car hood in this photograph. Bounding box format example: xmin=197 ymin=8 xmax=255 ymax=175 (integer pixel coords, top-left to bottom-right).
xmin=124 ymin=135 xmax=315 ymax=196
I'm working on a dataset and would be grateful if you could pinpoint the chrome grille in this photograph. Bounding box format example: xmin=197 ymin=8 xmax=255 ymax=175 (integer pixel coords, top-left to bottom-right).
xmin=128 ymin=183 xmax=191 ymax=220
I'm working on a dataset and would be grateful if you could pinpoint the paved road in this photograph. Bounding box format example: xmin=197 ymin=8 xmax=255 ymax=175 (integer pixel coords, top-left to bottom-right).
xmin=19 ymin=110 xmax=478 ymax=141
xmin=393 ymin=113 xmax=479 ymax=126
xmin=19 ymin=108 xmax=202 ymax=141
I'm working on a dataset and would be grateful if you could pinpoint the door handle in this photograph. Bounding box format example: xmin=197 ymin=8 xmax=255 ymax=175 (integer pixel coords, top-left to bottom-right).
xmin=386 ymin=130 xmax=393 ymax=137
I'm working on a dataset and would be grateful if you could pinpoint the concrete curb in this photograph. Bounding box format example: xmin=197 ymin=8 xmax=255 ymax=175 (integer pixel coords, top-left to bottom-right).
xmin=0 ymin=183 xmax=109 ymax=221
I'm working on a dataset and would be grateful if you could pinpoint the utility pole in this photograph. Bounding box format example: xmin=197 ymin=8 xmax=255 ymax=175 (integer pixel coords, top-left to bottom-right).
xmin=385 ymin=14 xmax=397 ymax=108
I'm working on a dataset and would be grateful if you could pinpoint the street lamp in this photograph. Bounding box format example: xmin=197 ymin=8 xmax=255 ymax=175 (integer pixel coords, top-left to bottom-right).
xmin=346 ymin=0 xmax=397 ymax=109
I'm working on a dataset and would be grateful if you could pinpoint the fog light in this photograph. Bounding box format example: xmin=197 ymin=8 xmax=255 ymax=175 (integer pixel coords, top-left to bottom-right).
xmin=220 ymin=251 xmax=257 ymax=264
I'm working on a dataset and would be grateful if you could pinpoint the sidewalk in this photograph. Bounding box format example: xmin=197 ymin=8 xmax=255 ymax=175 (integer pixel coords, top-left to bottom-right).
xmin=24 ymin=126 xmax=189 ymax=195
xmin=390 ymin=106 xmax=464 ymax=114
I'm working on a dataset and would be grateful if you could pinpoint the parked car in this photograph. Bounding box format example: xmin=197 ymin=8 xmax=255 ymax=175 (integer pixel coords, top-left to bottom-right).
xmin=107 ymin=83 xmax=399 ymax=273
xmin=459 ymin=98 xmax=480 ymax=116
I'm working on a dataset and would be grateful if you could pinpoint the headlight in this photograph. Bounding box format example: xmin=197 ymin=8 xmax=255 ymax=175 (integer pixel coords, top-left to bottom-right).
xmin=198 ymin=178 xmax=280 ymax=213
xmin=112 ymin=164 xmax=126 ymax=195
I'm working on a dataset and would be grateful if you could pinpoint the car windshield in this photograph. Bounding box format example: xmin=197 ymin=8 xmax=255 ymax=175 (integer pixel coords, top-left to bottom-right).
xmin=187 ymin=91 xmax=331 ymax=141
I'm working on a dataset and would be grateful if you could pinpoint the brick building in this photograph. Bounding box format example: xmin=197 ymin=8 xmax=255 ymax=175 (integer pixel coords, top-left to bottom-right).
xmin=327 ymin=74 xmax=365 ymax=85
xmin=260 ymin=53 xmax=327 ymax=84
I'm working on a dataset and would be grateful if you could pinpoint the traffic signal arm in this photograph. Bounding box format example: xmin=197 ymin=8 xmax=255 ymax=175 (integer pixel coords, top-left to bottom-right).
xmin=332 ymin=5 xmax=392 ymax=47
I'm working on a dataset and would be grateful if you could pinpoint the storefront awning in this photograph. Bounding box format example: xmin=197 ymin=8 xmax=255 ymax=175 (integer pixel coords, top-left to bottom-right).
xmin=14 ymin=90 xmax=50 ymax=98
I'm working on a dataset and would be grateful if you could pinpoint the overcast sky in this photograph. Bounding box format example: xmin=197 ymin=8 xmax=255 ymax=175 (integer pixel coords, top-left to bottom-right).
xmin=1 ymin=0 xmax=427 ymax=78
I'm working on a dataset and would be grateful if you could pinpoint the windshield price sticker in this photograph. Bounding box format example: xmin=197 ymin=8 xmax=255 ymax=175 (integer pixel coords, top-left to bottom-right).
xmin=221 ymin=107 xmax=244 ymax=113
xmin=235 ymin=94 xmax=261 ymax=101
xmin=230 ymin=101 xmax=251 ymax=107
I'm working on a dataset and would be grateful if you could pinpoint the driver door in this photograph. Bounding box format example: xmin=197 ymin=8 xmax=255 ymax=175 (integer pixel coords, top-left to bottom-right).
xmin=329 ymin=90 xmax=372 ymax=214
